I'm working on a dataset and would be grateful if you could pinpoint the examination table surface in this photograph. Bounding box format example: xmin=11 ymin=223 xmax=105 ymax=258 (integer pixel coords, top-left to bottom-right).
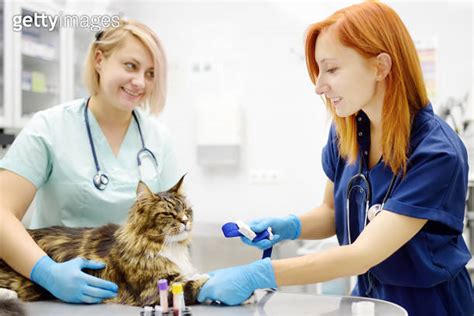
xmin=24 ymin=290 xmax=407 ymax=315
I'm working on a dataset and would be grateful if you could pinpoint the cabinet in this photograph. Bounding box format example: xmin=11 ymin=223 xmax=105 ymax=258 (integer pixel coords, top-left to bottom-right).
xmin=13 ymin=2 xmax=63 ymax=127
xmin=0 ymin=1 xmax=4 ymax=124
xmin=0 ymin=1 xmax=99 ymax=129
xmin=72 ymin=26 xmax=93 ymax=99
xmin=0 ymin=0 xmax=13 ymax=127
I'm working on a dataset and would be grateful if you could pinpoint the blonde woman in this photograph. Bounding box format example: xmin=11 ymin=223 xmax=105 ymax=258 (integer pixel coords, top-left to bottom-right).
xmin=0 ymin=19 xmax=180 ymax=303
xmin=198 ymin=2 xmax=473 ymax=315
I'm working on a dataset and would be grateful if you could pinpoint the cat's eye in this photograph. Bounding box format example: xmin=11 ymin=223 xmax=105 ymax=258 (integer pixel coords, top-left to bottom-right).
xmin=157 ymin=211 xmax=176 ymax=220
xmin=160 ymin=211 xmax=175 ymax=216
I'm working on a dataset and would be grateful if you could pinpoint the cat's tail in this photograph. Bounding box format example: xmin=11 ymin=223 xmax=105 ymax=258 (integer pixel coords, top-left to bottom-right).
xmin=0 ymin=289 xmax=26 ymax=316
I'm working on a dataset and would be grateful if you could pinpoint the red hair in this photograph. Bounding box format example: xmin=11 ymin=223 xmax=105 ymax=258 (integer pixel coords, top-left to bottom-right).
xmin=305 ymin=1 xmax=429 ymax=174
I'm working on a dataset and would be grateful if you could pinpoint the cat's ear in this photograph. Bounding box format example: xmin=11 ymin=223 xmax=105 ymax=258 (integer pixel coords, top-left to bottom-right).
xmin=169 ymin=174 xmax=186 ymax=194
xmin=136 ymin=180 xmax=155 ymax=204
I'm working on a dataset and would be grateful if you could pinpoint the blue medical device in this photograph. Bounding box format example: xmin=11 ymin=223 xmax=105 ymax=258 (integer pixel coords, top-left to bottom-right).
xmin=222 ymin=222 xmax=273 ymax=259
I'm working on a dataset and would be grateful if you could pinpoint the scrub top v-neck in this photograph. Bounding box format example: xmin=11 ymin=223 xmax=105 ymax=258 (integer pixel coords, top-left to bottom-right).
xmin=0 ymin=98 xmax=181 ymax=228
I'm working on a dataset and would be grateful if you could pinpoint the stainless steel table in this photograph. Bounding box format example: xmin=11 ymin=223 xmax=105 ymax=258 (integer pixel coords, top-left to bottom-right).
xmin=24 ymin=290 xmax=407 ymax=315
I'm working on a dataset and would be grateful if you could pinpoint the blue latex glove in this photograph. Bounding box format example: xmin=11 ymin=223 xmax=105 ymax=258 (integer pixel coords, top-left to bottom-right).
xmin=30 ymin=256 xmax=119 ymax=304
xmin=240 ymin=214 xmax=301 ymax=250
xmin=197 ymin=258 xmax=276 ymax=306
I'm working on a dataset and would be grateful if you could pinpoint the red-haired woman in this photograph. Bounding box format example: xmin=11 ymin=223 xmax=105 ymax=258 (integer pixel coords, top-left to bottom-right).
xmin=198 ymin=2 xmax=473 ymax=315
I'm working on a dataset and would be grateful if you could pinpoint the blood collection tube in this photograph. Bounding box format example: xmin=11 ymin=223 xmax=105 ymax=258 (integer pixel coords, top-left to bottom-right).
xmin=158 ymin=279 xmax=169 ymax=313
xmin=172 ymin=283 xmax=185 ymax=316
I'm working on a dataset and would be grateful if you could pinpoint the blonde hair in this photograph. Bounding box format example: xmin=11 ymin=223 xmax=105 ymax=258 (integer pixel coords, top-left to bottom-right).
xmin=305 ymin=1 xmax=429 ymax=175
xmin=83 ymin=19 xmax=167 ymax=115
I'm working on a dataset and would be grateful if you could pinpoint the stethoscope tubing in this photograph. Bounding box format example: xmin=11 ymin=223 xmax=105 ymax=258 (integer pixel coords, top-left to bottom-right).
xmin=83 ymin=98 xmax=158 ymax=190
xmin=346 ymin=156 xmax=398 ymax=244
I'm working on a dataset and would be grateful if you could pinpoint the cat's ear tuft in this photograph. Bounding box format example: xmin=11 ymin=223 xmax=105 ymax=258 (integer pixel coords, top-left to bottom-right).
xmin=136 ymin=180 xmax=154 ymax=202
xmin=169 ymin=174 xmax=186 ymax=194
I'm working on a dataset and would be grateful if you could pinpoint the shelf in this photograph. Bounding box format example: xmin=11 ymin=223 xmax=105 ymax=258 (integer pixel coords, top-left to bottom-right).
xmin=22 ymin=53 xmax=59 ymax=65
xmin=22 ymin=89 xmax=58 ymax=96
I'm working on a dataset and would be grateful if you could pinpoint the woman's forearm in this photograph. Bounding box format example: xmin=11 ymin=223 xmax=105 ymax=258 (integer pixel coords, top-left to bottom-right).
xmin=0 ymin=209 xmax=46 ymax=278
xmin=273 ymin=210 xmax=428 ymax=287
xmin=272 ymin=244 xmax=367 ymax=286
xmin=298 ymin=204 xmax=336 ymax=240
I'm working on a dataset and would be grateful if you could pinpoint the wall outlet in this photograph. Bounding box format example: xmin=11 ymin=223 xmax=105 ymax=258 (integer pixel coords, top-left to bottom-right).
xmin=250 ymin=169 xmax=280 ymax=185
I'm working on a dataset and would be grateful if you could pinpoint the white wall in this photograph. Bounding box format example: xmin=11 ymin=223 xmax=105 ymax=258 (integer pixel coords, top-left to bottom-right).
xmin=392 ymin=1 xmax=473 ymax=107
xmin=111 ymin=1 xmax=473 ymax=225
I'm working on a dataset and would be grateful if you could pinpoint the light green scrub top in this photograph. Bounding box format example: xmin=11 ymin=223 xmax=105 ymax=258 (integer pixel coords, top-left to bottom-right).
xmin=0 ymin=98 xmax=181 ymax=228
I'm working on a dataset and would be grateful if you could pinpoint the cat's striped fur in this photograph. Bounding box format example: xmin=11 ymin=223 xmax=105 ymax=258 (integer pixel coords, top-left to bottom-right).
xmin=0 ymin=176 xmax=207 ymax=308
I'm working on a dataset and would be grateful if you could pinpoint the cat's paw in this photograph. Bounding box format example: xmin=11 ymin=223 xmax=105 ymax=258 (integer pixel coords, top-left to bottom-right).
xmin=103 ymin=296 xmax=121 ymax=304
xmin=182 ymin=275 xmax=209 ymax=306
xmin=186 ymin=273 xmax=209 ymax=288
xmin=0 ymin=288 xmax=26 ymax=316
xmin=0 ymin=288 xmax=18 ymax=300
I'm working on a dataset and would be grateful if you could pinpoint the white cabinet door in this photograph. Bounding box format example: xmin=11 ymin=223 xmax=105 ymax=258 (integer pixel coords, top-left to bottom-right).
xmin=0 ymin=0 xmax=14 ymax=128
xmin=72 ymin=26 xmax=94 ymax=99
xmin=11 ymin=2 xmax=65 ymax=127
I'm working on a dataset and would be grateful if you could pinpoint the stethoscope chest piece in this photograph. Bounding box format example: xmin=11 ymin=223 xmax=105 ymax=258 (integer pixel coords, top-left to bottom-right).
xmin=367 ymin=203 xmax=383 ymax=222
xmin=93 ymin=172 xmax=109 ymax=190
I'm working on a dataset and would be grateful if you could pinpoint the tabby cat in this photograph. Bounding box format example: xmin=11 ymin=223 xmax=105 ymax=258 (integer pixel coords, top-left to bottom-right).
xmin=0 ymin=175 xmax=208 ymax=308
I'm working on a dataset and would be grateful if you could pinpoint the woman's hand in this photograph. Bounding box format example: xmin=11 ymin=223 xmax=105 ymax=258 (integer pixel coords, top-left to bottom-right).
xmin=197 ymin=258 xmax=276 ymax=306
xmin=30 ymin=256 xmax=119 ymax=304
xmin=240 ymin=215 xmax=301 ymax=250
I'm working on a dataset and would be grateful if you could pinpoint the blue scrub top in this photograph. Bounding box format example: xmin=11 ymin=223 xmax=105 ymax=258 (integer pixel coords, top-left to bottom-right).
xmin=322 ymin=104 xmax=473 ymax=315
xmin=0 ymin=98 xmax=182 ymax=228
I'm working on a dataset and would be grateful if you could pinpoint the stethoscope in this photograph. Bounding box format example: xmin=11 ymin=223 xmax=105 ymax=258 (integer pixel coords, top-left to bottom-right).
xmin=345 ymin=154 xmax=397 ymax=244
xmin=84 ymin=98 xmax=159 ymax=190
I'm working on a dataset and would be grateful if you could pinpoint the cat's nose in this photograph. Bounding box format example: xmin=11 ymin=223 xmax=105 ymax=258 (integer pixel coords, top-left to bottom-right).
xmin=180 ymin=215 xmax=191 ymax=231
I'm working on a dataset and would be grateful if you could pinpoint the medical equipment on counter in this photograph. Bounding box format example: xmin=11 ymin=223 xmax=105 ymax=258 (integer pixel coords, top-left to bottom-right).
xmin=140 ymin=281 xmax=192 ymax=316
xmin=352 ymin=301 xmax=375 ymax=316
xmin=139 ymin=305 xmax=191 ymax=316
xmin=172 ymin=283 xmax=184 ymax=315
xmin=143 ymin=306 xmax=153 ymax=316
xmin=222 ymin=220 xmax=274 ymax=259
xmin=158 ymin=279 xmax=169 ymax=313
xmin=84 ymin=98 xmax=159 ymax=191
xmin=345 ymin=158 xmax=397 ymax=244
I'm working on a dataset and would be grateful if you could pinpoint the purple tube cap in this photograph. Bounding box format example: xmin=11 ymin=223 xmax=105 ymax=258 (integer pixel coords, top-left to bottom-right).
xmin=158 ymin=279 xmax=168 ymax=291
